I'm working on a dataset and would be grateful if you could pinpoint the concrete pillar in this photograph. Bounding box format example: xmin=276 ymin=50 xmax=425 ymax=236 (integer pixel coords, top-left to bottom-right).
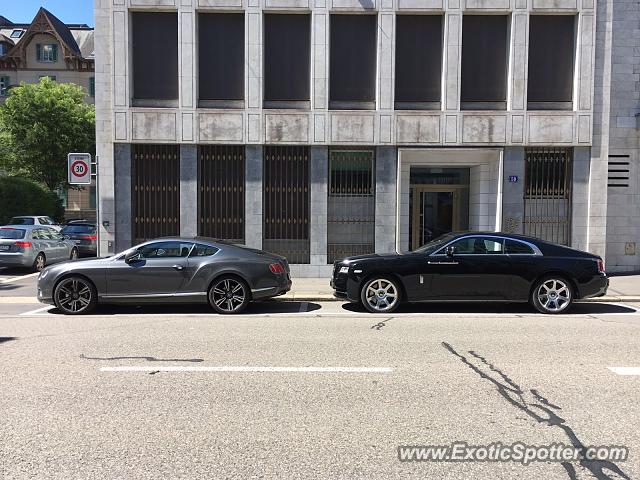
xmin=180 ymin=145 xmax=198 ymax=237
xmin=509 ymin=13 xmax=528 ymax=111
xmin=312 ymin=12 xmax=328 ymax=110
xmin=378 ymin=13 xmax=394 ymax=111
xmin=502 ymin=147 xmax=525 ymax=234
xmin=375 ymin=146 xmax=397 ymax=254
xmin=246 ymin=10 xmax=262 ymax=143
xmin=572 ymin=146 xmax=592 ymax=252
xmin=245 ymin=145 xmax=263 ymax=249
xmin=310 ymin=146 xmax=328 ymax=270
xmin=114 ymin=143 xmax=132 ymax=252
xmin=443 ymin=12 xmax=462 ymax=112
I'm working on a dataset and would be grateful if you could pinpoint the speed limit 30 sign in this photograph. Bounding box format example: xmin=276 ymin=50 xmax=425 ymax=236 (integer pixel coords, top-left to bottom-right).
xmin=68 ymin=153 xmax=92 ymax=185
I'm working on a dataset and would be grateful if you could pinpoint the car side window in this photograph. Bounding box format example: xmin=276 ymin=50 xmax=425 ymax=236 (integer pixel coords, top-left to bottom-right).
xmin=50 ymin=231 xmax=63 ymax=241
xmin=138 ymin=242 xmax=194 ymax=259
xmin=190 ymin=244 xmax=219 ymax=257
xmin=31 ymin=229 xmax=41 ymax=240
xmin=38 ymin=229 xmax=53 ymax=240
xmin=505 ymin=239 xmax=535 ymax=255
xmin=449 ymin=237 xmax=504 ymax=255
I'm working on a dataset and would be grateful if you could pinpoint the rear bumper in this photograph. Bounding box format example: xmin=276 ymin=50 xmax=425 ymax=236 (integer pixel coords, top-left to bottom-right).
xmin=251 ymin=275 xmax=292 ymax=300
xmin=0 ymin=253 xmax=33 ymax=268
xmin=579 ymin=275 xmax=609 ymax=299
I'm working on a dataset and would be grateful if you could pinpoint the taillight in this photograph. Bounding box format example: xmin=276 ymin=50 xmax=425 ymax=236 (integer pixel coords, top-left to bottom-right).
xmin=81 ymin=235 xmax=97 ymax=241
xmin=269 ymin=263 xmax=285 ymax=274
xmin=14 ymin=241 xmax=32 ymax=248
xmin=597 ymin=259 xmax=605 ymax=274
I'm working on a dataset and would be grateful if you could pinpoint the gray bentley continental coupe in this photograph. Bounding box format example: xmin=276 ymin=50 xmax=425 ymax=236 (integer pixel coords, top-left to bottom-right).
xmin=37 ymin=237 xmax=291 ymax=315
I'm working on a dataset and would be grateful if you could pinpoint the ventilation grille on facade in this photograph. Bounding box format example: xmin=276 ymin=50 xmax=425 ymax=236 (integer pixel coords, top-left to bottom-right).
xmin=608 ymin=155 xmax=630 ymax=188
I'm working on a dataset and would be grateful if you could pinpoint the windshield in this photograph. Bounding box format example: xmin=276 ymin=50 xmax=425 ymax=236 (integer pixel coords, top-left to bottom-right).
xmin=62 ymin=225 xmax=96 ymax=234
xmin=413 ymin=233 xmax=457 ymax=254
xmin=9 ymin=217 xmax=34 ymax=225
xmin=0 ymin=228 xmax=26 ymax=239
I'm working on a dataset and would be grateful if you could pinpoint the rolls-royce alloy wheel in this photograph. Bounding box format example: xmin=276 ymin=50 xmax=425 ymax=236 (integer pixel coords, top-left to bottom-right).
xmin=208 ymin=276 xmax=250 ymax=314
xmin=361 ymin=277 xmax=401 ymax=313
xmin=531 ymin=277 xmax=573 ymax=314
xmin=54 ymin=276 xmax=97 ymax=315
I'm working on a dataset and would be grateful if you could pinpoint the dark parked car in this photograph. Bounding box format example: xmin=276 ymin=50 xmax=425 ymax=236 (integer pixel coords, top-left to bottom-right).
xmin=331 ymin=232 xmax=608 ymax=314
xmin=60 ymin=223 xmax=97 ymax=257
xmin=37 ymin=237 xmax=291 ymax=315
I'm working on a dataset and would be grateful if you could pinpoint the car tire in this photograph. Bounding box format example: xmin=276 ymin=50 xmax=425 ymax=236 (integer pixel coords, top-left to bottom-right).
xmin=208 ymin=276 xmax=250 ymax=314
xmin=531 ymin=276 xmax=573 ymax=314
xmin=53 ymin=276 xmax=98 ymax=315
xmin=70 ymin=248 xmax=79 ymax=260
xmin=360 ymin=276 xmax=402 ymax=313
xmin=33 ymin=253 xmax=46 ymax=272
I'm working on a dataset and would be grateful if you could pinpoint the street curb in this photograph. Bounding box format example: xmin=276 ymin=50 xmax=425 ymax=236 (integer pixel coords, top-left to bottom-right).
xmin=278 ymin=295 xmax=640 ymax=303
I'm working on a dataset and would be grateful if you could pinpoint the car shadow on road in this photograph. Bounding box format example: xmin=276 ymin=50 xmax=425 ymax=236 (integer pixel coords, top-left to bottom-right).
xmin=341 ymin=302 xmax=637 ymax=315
xmin=0 ymin=336 xmax=17 ymax=344
xmin=42 ymin=301 xmax=322 ymax=316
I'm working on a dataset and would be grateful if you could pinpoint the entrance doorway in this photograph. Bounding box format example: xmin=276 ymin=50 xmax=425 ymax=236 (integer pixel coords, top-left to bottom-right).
xmin=409 ymin=168 xmax=470 ymax=250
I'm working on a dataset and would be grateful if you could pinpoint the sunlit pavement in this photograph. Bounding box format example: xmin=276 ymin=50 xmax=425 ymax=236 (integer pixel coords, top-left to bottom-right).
xmin=1 ymin=293 xmax=639 ymax=479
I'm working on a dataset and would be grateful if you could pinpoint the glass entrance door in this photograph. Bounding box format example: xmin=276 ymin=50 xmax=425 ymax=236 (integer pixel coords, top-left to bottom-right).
xmin=410 ymin=186 xmax=469 ymax=250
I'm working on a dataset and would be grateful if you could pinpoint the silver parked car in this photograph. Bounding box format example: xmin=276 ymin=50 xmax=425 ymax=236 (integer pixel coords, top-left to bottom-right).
xmin=9 ymin=216 xmax=62 ymax=231
xmin=0 ymin=225 xmax=79 ymax=271
xmin=37 ymin=237 xmax=292 ymax=315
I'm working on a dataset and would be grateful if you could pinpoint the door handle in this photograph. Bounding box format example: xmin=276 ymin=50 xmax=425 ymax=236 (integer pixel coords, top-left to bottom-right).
xmin=172 ymin=264 xmax=184 ymax=271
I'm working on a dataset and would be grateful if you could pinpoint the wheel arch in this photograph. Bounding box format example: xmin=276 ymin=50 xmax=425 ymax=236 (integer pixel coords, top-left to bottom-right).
xmin=53 ymin=272 xmax=98 ymax=295
xmin=207 ymin=271 xmax=253 ymax=301
xmin=530 ymin=271 xmax=580 ymax=300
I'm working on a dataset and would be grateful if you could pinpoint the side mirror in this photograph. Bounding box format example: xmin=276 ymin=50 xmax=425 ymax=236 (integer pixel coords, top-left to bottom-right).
xmin=445 ymin=246 xmax=456 ymax=257
xmin=124 ymin=249 xmax=141 ymax=264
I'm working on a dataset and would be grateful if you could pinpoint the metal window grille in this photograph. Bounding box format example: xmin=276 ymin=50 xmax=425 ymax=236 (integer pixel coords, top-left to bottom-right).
xmin=523 ymin=147 xmax=572 ymax=245
xmin=132 ymin=144 xmax=180 ymax=244
xmin=198 ymin=145 xmax=245 ymax=243
xmin=263 ymin=146 xmax=310 ymax=264
xmin=327 ymin=149 xmax=375 ymax=263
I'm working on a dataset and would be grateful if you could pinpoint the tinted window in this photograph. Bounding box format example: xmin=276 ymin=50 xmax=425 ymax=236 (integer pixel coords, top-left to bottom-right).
xmin=36 ymin=229 xmax=53 ymax=240
xmin=264 ymin=14 xmax=310 ymax=104
xmin=450 ymin=237 xmax=504 ymax=254
xmin=139 ymin=241 xmax=194 ymax=258
xmin=0 ymin=228 xmax=25 ymax=239
xmin=460 ymin=15 xmax=508 ymax=108
xmin=191 ymin=244 xmax=219 ymax=257
xmin=198 ymin=13 xmax=244 ymax=102
xmin=505 ymin=239 xmax=535 ymax=254
xmin=527 ymin=15 xmax=575 ymax=108
xmin=38 ymin=217 xmax=54 ymax=225
xmin=330 ymin=15 xmax=377 ymax=108
xmin=131 ymin=12 xmax=178 ymax=100
xmin=395 ymin=15 xmax=442 ymax=108
xmin=62 ymin=225 xmax=97 ymax=234
xmin=10 ymin=217 xmax=34 ymax=225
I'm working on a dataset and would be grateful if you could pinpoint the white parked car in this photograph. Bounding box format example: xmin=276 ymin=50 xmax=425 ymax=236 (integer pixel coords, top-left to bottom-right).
xmin=8 ymin=216 xmax=62 ymax=231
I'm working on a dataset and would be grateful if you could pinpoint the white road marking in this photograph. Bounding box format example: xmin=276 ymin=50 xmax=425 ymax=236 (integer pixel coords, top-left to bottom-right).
xmin=608 ymin=367 xmax=640 ymax=376
xmin=100 ymin=366 xmax=393 ymax=373
xmin=19 ymin=305 xmax=53 ymax=316
xmin=0 ymin=272 xmax=39 ymax=284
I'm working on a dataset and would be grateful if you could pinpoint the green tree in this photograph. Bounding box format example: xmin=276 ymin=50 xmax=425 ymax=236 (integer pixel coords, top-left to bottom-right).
xmin=0 ymin=77 xmax=95 ymax=190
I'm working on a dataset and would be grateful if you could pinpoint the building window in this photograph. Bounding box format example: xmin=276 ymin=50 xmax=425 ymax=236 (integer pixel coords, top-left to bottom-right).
xmin=57 ymin=188 xmax=68 ymax=209
xmin=131 ymin=12 xmax=178 ymax=105
xmin=37 ymin=44 xmax=58 ymax=63
xmin=198 ymin=145 xmax=245 ymax=243
xmin=460 ymin=15 xmax=509 ymax=110
xmin=523 ymin=147 xmax=572 ymax=246
xmin=395 ymin=15 xmax=443 ymax=110
xmin=264 ymin=14 xmax=311 ymax=109
xmin=0 ymin=43 xmax=8 ymax=56
xmin=198 ymin=13 xmax=244 ymax=108
xmin=0 ymin=76 xmax=10 ymax=96
xmin=10 ymin=30 xmax=23 ymax=39
xmin=329 ymin=14 xmax=377 ymax=110
xmin=89 ymin=77 xmax=95 ymax=97
xmin=527 ymin=15 xmax=575 ymax=110
xmin=263 ymin=146 xmax=310 ymax=264
xmin=39 ymin=75 xmax=56 ymax=82
xmin=327 ymin=150 xmax=375 ymax=263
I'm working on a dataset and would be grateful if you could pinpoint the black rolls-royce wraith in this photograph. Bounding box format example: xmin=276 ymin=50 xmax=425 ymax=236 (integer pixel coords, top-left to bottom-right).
xmin=331 ymin=232 xmax=608 ymax=314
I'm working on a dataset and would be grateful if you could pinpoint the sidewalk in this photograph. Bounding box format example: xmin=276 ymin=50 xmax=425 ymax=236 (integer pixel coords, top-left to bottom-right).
xmin=283 ymin=274 xmax=640 ymax=302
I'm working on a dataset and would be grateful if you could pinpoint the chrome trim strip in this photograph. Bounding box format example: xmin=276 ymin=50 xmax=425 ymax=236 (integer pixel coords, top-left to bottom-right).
xmin=252 ymin=287 xmax=276 ymax=294
xmin=430 ymin=234 xmax=543 ymax=257
xmin=101 ymin=292 xmax=207 ymax=299
xmin=427 ymin=261 xmax=459 ymax=265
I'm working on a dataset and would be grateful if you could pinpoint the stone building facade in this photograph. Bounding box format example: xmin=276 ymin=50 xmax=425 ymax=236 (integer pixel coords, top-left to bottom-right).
xmin=94 ymin=0 xmax=637 ymax=275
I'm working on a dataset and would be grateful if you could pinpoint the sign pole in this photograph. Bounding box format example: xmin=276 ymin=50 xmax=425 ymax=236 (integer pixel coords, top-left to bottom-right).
xmin=93 ymin=156 xmax=100 ymax=257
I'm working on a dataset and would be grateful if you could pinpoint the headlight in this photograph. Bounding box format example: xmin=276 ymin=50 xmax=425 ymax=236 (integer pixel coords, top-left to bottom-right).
xmin=339 ymin=266 xmax=349 ymax=274
xmin=40 ymin=269 xmax=49 ymax=279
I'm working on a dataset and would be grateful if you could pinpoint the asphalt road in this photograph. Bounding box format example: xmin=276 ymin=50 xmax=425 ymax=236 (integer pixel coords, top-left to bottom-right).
xmin=1 ymin=290 xmax=639 ymax=479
